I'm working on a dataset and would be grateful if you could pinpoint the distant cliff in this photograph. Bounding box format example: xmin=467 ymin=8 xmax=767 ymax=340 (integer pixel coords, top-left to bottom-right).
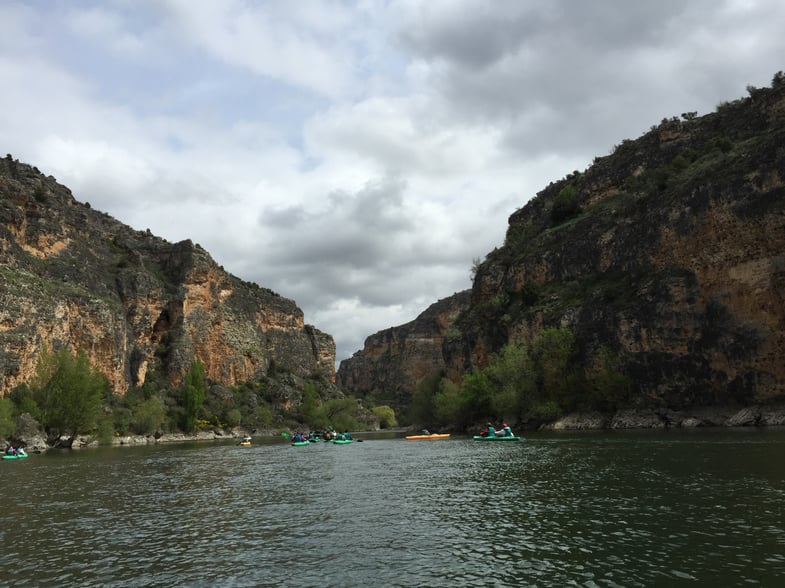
xmin=0 ymin=156 xmax=335 ymax=396
xmin=336 ymin=291 xmax=470 ymax=407
xmin=340 ymin=73 xmax=785 ymax=414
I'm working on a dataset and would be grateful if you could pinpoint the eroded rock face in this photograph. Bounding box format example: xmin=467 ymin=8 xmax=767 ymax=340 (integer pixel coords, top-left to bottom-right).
xmin=0 ymin=157 xmax=335 ymax=395
xmin=336 ymin=291 xmax=470 ymax=402
xmin=339 ymin=78 xmax=785 ymax=412
xmin=457 ymin=83 xmax=785 ymax=410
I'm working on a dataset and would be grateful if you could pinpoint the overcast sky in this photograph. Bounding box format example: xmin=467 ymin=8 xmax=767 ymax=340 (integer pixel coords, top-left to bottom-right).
xmin=1 ymin=1 xmax=784 ymax=365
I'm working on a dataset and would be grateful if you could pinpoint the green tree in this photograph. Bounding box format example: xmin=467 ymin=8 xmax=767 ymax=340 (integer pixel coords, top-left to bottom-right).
xmin=372 ymin=405 xmax=397 ymax=429
xmin=301 ymin=380 xmax=324 ymax=427
xmin=9 ymin=383 xmax=41 ymax=421
xmin=132 ymin=397 xmax=167 ymax=434
xmin=588 ymin=346 xmax=633 ymax=411
xmin=460 ymin=369 xmax=495 ymax=422
xmin=486 ymin=343 xmax=535 ymax=419
xmin=32 ymin=347 xmax=107 ymax=443
xmin=321 ymin=397 xmax=360 ymax=432
xmin=225 ymin=408 xmax=242 ymax=428
xmin=530 ymin=327 xmax=582 ymax=412
xmin=408 ymin=371 xmax=442 ymax=426
xmin=0 ymin=397 xmax=15 ymax=439
xmin=551 ymin=185 xmax=579 ymax=224
xmin=432 ymin=378 xmax=462 ymax=428
xmin=181 ymin=360 xmax=206 ymax=433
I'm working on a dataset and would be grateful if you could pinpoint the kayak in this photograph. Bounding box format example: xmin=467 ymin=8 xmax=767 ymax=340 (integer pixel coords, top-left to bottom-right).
xmin=239 ymin=437 xmax=252 ymax=446
xmin=3 ymin=453 xmax=29 ymax=460
xmin=405 ymin=434 xmax=451 ymax=440
xmin=472 ymin=435 xmax=522 ymax=442
xmin=331 ymin=439 xmax=353 ymax=444
xmin=291 ymin=440 xmax=310 ymax=446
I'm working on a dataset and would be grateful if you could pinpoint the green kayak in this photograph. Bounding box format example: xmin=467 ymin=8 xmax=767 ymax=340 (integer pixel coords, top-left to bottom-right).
xmin=331 ymin=439 xmax=353 ymax=444
xmin=291 ymin=440 xmax=310 ymax=446
xmin=472 ymin=435 xmax=522 ymax=441
xmin=3 ymin=453 xmax=29 ymax=459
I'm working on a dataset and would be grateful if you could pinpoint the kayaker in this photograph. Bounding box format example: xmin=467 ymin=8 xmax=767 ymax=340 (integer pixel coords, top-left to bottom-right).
xmin=421 ymin=429 xmax=431 ymax=435
xmin=343 ymin=430 xmax=352 ymax=440
xmin=498 ymin=423 xmax=513 ymax=437
xmin=486 ymin=422 xmax=495 ymax=437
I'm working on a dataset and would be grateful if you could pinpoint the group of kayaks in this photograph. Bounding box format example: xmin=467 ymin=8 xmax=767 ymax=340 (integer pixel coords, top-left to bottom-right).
xmin=405 ymin=434 xmax=522 ymax=441
xmin=236 ymin=430 xmax=522 ymax=447
xmin=292 ymin=438 xmax=354 ymax=446
xmin=405 ymin=430 xmax=522 ymax=442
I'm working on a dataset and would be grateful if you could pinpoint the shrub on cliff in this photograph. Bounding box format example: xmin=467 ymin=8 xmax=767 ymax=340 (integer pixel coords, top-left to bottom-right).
xmin=550 ymin=185 xmax=579 ymax=224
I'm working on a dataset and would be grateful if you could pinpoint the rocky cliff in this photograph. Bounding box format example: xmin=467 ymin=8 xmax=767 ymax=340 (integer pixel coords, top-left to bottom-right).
xmin=336 ymin=291 xmax=470 ymax=406
xmin=337 ymin=290 xmax=470 ymax=406
xmin=0 ymin=156 xmax=335 ymax=396
xmin=340 ymin=73 xmax=785 ymax=412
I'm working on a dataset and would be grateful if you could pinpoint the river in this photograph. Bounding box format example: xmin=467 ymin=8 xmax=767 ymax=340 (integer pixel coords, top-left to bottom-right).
xmin=1 ymin=429 xmax=784 ymax=587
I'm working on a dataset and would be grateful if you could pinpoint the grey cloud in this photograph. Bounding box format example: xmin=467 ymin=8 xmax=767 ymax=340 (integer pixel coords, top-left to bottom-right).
xmin=395 ymin=0 xmax=785 ymax=161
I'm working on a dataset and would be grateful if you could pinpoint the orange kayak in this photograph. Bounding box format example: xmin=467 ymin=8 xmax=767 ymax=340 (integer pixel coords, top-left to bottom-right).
xmin=405 ymin=433 xmax=451 ymax=440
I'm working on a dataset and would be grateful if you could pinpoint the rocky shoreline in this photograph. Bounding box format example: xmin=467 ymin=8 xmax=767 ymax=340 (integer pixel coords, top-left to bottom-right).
xmin=13 ymin=404 xmax=785 ymax=453
xmin=542 ymin=404 xmax=785 ymax=430
xmin=17 ymin=428 xmax=257 ymax=454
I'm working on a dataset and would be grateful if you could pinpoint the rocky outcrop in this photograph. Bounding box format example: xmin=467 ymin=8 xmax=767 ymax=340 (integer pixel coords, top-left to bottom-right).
xmin=336 ymin=291 xmax=470 ymax=404
xmin=0 ymin=156 xmax=335 ymax=396
xmin=543 ymin=404 xmax=785 ymax=429
xmin=340 ymin=73 xmax=785 ymax=417
xmin=451 ymin=76 xmax=785 ymax=411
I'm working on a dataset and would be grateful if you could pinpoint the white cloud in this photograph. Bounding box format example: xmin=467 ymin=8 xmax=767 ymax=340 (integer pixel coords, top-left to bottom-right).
xmin=162 ymin=0 xmax=359 ymax=99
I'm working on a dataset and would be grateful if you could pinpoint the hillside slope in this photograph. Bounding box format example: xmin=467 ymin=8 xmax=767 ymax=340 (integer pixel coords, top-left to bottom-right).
xmin=0 ymin=157 xmax=335 ymax=396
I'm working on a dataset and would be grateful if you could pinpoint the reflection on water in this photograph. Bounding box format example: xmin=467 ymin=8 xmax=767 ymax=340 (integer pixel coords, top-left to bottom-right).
xmin=1 ymin=430 xmax=784 ymax=586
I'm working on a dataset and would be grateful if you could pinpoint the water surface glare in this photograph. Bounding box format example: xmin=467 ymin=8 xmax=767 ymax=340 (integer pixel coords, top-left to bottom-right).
xmin=1 ymin=430 xmax=784 ymax=586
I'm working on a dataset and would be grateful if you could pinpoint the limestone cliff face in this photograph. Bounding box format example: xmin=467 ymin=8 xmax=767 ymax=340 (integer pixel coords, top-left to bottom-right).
xmin=336 ymin=291 xmax=470 ymax=403
xmin=340 ymin=75 xmax=785 ymax=411
xmin=0 ymin=156 xmax=335 ymax=396
xmin=450 ymin=78 xmax=785 ymax=409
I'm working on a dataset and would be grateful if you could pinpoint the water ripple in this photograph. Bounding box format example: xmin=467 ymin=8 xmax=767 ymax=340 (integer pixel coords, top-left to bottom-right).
xmin=1 ymin=432 xmax=784 ymax=586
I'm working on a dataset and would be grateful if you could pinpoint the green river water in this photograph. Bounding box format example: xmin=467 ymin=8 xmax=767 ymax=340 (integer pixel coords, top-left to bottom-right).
xmin=1 ymin=429 xmax=784 ymax=587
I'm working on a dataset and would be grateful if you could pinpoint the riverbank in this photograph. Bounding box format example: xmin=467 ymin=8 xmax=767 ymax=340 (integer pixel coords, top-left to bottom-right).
xmin=541 ymin=403 xmax=785 ymax=430
xmin=17 ymin=428 xmax=259 ymax=453
xmin=14 ymin=404 xmax=785 ymax=453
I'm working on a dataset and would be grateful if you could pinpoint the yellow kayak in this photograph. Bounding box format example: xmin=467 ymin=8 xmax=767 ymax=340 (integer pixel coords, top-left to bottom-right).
xmin=405 ymin=433 xmax=451 ymax=441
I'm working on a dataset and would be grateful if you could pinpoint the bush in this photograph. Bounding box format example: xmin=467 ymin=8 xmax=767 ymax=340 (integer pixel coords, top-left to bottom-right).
xmin=372 ymin=405 xmax=397 ymax=429
xmin=551 ymin=185 xmax=579 ymax=224
xmin=0 ymin=398 xmax=15 ymax=438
